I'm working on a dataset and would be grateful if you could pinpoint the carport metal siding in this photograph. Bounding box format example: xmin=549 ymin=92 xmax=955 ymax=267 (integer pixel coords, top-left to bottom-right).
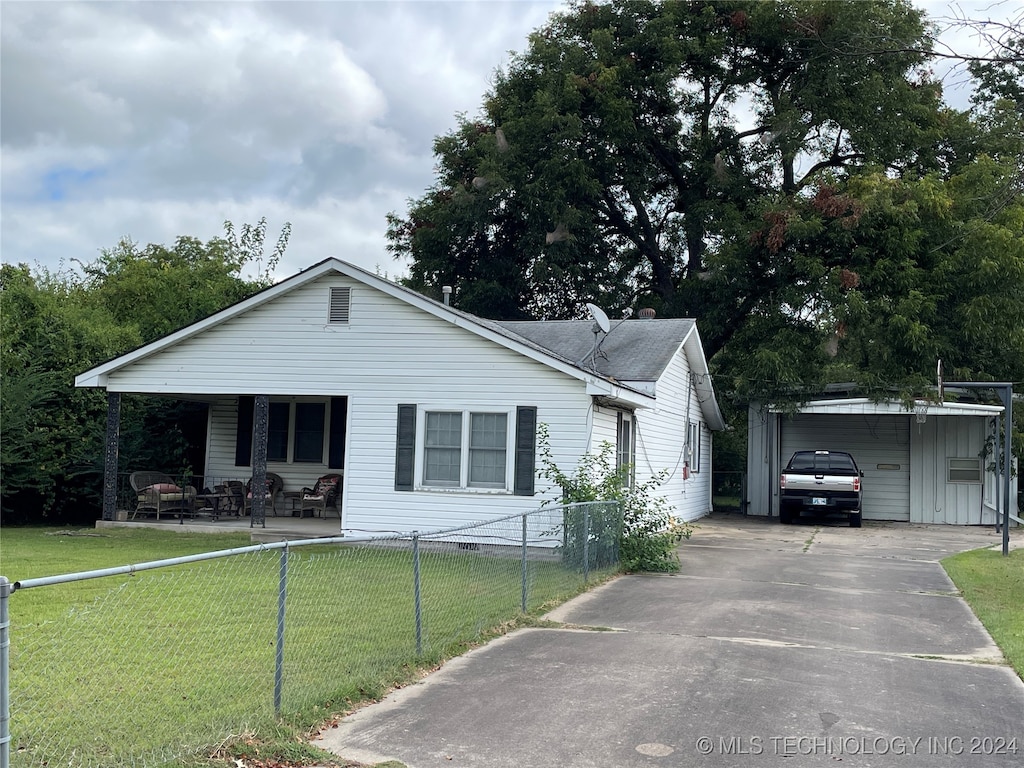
xmin=779 ymin=414 xmax=911 ymax=521
xmin=909 ymin=415 xmax=988 ymax=525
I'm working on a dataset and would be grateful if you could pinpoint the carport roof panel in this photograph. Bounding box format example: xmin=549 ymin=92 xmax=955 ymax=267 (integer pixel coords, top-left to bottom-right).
xmin=770 ymin=398 xmax=1003 ymax=417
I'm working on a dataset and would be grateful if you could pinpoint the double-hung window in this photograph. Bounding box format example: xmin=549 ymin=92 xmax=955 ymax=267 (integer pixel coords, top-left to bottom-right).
xmin=422 ymin=409 xmax=510 ymax=489
xmin=424 ymin=412 xmax=463 ymax=485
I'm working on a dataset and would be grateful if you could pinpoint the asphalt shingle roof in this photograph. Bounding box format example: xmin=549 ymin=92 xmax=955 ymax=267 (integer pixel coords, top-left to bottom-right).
xmin=493 ymin=319 xmax=696 ymax=382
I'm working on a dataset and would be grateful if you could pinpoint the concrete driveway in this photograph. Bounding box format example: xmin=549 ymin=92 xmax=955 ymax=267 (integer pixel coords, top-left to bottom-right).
xmin=315 ymin=514 xmax=1024 ymax=767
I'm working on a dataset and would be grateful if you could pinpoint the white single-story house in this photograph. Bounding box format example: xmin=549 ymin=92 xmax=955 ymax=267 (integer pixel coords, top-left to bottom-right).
xmin=746 ymin=398 xmax=1018 ymax=525
xmin=76 ymin=258 xmax=725 ymax=534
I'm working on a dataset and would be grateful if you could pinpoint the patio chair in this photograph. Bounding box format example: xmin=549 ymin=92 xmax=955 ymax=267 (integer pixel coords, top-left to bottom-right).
xmin=299 ymin=473 xmax=342 ymax=518
xmin=245 ymin=472 xmax=284 ymax=516
xmin=220 ymin=481 xmax=246 ymax=516
xmin=129 ymin=471 xmax=197 ymax=520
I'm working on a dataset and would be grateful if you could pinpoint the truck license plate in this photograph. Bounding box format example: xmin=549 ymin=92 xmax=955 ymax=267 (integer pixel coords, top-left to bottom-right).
xmin=812 ymin=497 xmax=827 ymax=506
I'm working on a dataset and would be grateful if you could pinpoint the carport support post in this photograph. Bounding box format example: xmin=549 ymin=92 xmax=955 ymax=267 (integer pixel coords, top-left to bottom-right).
xmin=102 ymin=393 xmax=121 ymax=521
xmin=998 ymin=386 xmax=1012 ymax=557
xmin=250 ymin=395 xmax=269 ymax=528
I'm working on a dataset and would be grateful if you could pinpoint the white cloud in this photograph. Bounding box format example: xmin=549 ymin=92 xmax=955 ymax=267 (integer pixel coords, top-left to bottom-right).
xmin=1 ymin=0 xmax=1017 ymax=284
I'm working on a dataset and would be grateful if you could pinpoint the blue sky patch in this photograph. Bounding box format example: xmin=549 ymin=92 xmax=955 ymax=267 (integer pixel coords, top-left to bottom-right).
xmin=41 ymin=166 xmax=106 ymax=202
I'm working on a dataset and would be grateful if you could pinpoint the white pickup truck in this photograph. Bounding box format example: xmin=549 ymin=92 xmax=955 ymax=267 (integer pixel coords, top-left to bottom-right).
xmin=779 ymin=450 xmax=863 ymax=527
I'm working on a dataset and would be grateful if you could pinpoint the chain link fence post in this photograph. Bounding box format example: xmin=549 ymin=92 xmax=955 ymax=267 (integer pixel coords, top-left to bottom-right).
xmin=1 ymin=577 xmax=10 ymax=768
xmin=520 ymin=514 xmax=528 ymax=613
xmin=412 ymin=532 xmax=422 ymax=656
xmin=274 ymin=545 xmax=289 ymax=715
xmin=582 ymin=505 xmax=590 ymax=583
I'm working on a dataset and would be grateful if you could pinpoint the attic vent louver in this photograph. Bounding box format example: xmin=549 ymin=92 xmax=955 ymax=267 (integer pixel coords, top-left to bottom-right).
xmin=329 ymin=287 xmax=351 ymax=323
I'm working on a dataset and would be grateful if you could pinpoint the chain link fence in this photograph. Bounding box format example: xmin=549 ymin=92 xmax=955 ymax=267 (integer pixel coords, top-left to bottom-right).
xmin=0 ymin=501 xmax=620 ymax=768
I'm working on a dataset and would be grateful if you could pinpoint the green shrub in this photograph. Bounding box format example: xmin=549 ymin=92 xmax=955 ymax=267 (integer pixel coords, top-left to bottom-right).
xmin=537 ymin=424 xmax=690 ymax=572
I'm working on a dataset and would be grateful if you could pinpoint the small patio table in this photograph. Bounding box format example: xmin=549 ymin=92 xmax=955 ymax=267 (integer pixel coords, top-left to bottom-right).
xmin=196 ymin=491 xmax=234 ymax=521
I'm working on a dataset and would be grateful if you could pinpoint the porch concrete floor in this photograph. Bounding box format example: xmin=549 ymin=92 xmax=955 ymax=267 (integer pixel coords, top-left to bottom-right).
xmin=96 ymin=513 xmax=343 ymax=542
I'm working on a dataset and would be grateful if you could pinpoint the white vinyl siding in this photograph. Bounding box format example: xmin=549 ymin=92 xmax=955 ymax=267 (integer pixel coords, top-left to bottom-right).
xmin=634 ymin=345 xmax=713 ymax=522
xmin=169 ymin=275 xmax=595 ymax=531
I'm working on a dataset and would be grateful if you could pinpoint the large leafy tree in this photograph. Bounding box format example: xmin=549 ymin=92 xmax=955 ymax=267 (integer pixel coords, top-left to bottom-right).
xmin=389 ymin=0 xmax=1023 ymax=413
xmin=390 ymin=0 xmax=943 ymax=325
xmin=0 ymin=221 xmax=288 ymax=524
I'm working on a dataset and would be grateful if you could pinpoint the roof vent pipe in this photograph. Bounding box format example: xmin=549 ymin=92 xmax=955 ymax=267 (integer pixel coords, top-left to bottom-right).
xmin=638 ymin=307 xmax=656 ymax=319
xmin=442 ymin=286 xmax=452 ymax=305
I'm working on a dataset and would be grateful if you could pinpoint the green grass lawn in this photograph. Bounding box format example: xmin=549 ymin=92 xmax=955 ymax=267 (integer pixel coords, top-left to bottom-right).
xmin=0 ymin=526 xmax=610 ymax=768
xmin=942 ymin=546 xmax=1024 ymax=679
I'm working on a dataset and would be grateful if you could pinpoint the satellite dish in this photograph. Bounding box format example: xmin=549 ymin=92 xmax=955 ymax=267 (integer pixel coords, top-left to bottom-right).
xmin=586 ymin=303 xmax=611 ymax=333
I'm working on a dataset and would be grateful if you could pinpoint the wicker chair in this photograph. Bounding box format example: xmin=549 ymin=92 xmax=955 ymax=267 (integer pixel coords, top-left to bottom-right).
xmin=299 ymin=474 xmax=342 ymax=518
xmin=129 ymin=472 xmax=197 ymax=520
xmin=244 ymin=472 xmax=284 ymax=516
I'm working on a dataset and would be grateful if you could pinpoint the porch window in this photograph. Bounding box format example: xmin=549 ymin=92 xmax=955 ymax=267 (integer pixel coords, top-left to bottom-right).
xmin=947 ymin=458 xmax=981 ymax=484
xmin=293 ymin=402 xmax=326 ymax=463
xmin=267 ymin=403 xmax=290 ymax=462
xmin=235 ymin=396 xmax=346 ymax=468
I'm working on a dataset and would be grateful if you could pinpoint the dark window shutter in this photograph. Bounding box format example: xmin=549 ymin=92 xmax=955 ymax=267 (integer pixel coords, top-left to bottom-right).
xmin=514 ymin=406 xmax=537 ymax=496
xmin=328 ymin=397 xmax=348 ymax=469
xmin=235 ymin=396 xmax=254 ymax=467
xmin=395 ymin=404 xmax=416 ymax=491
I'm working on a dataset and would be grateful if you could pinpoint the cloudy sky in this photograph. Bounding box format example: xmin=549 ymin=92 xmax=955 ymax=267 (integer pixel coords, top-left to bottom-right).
xmin=1 ymin=1 xmax=1018 ymax=282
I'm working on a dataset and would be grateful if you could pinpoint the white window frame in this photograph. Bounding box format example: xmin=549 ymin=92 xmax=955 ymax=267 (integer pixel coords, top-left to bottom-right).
xmin=616 ymin=411 xmax=635 ymax=487
xmin=687 ymin=421 xmax=701 ymax=473
xmin=947 ymin=457 xmax=982 ymax=484
xmin=416 ymin=406 xmax=515 ymax=492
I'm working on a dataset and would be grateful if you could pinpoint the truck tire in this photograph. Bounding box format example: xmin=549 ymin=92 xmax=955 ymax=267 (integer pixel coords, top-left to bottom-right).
xmin=779 ymin=503 xmax=794 ymax=525
xmin=849 ymin=511 xmax=862 ymax=528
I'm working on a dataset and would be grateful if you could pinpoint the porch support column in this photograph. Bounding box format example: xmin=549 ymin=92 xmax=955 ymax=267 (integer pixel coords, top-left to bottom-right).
xmin=251 ymin=394 xmax=269 ymax=528
xmin=102 ymin=392 xmax=121 ymax=521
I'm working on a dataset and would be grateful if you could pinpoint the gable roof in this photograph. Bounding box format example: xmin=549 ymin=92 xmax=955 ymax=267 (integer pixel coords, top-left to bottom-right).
xmin=496 ymin=318 xmax=725 ymax=431
xmin=75 ymin=258 xmax=723 ymax=426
